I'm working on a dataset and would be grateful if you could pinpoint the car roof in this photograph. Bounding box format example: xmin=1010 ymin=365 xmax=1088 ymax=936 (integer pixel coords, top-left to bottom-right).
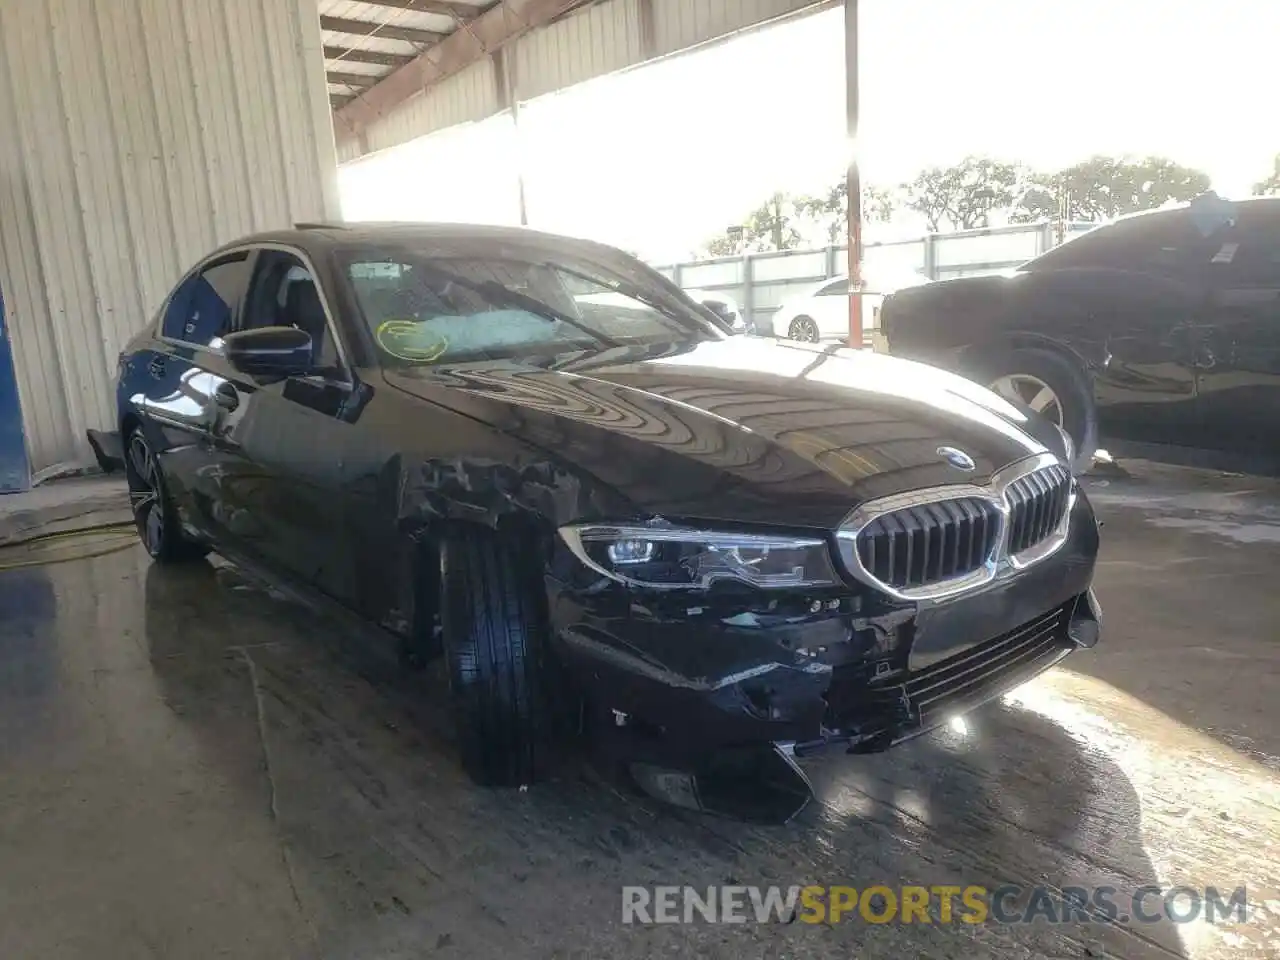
xmin=209 ymin=221 xmax=629 ymax=260
xmin=1107 ymin=195 xmax=1280 ymax=227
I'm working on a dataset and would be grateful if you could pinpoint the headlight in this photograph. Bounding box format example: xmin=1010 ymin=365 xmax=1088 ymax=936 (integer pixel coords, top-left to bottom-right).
xmin=558 ymin=524 xmax=839 ymax=589
xmin=1054 ymin=423 xmax=1076 ymax=472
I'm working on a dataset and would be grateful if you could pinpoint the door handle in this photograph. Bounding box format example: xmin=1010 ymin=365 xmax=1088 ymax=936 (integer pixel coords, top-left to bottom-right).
xmin=214 ymin=383 xmax=240 ymax=413
xmin=148 ymin=356 xmax=166 ymax=379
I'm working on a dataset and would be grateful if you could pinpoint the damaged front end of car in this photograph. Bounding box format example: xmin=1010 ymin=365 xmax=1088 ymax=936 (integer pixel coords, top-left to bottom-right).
xmin=544 ymin=470 xmax=1101 ymax=824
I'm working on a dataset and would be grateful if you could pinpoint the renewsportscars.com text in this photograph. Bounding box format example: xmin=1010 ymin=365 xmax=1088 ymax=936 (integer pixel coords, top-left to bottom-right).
xmin=621 ymin=884 xmax=1249 ymax=926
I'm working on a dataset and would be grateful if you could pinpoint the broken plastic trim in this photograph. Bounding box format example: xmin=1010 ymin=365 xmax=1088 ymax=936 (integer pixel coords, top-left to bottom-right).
xmin=629 ymin=744 xmax=815 ymax=823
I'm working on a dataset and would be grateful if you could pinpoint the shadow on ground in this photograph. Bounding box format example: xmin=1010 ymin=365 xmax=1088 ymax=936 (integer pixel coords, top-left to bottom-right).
xmin=136 ymin=558 xmax=1187 ymax=960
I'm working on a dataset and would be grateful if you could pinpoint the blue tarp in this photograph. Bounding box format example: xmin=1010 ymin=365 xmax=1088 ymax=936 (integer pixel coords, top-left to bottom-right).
xmin=0 ymin=283 xmax=31 ymax=493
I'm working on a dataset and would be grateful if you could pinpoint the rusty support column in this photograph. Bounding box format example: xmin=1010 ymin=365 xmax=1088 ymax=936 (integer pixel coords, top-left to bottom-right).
xmin=844 ymin=0 xmax=863 ymax=347
xmin=495 ymin=47 xmax=529 ymax=226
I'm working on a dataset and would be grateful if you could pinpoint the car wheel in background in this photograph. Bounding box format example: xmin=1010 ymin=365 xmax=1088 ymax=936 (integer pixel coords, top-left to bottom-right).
xmin=990 ymin=373 xmax=1065 ymax=426
xmin=788 ymin=316 xmax=820 ymax=342
xmin=439 ymin=525 xmax=550 ymax=787
xmin=124 ymin=427 xmax=209 ymax=563
xmin=977 ymin=347 xmax=1097 ymax=465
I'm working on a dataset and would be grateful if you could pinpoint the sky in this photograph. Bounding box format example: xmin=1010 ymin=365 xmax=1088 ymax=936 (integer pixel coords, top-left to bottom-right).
xmin=339 ymin=0 xmax=1280 ymax=262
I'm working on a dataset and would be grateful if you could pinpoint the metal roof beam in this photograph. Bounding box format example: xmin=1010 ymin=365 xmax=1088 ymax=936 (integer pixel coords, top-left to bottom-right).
xmin=327 ymin=71 xmax=380 ymax=87
xmin=323 ymin=45 xmax=411 ymax=66
xmin=318 ymin=15 xmax=444 ymax=46
xmin=344 ymin=0 xmax=483 ymax=16
xmin=334 ymin=0 xmax=583 ymax=144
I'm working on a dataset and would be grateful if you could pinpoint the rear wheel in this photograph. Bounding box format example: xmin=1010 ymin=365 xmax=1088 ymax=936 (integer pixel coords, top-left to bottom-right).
xmin=438 ymin=526 xmax=551 ymax=787
xmin=975 ymin=347 xmax=1097 ymax=465
xmin=124 ymin=427 xmax=208 ymax=563
xmin=989 ymin=373 xmax=1065 ymax=427
xmin=788 ymin=315 xmax=820 ymax=343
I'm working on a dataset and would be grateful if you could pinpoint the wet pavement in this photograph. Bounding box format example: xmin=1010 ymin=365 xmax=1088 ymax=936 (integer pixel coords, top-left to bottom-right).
xmin=1 ymin=462 xmax=1278 ymax=959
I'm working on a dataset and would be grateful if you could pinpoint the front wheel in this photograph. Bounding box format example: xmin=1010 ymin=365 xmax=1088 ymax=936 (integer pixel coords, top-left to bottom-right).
xmin=438 ymin=526 xmax=551 ymax=787
xmin=788 ymin=315 xmax=820 ymax=343
xmin=124 ymin=427 xmax=209 ymax=563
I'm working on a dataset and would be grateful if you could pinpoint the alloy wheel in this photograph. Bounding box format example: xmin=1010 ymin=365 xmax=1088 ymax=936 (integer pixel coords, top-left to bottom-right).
xmin=789 ymin=317 xmax=819 ymax=343
xmin=128 ymin=433 xmax=165 ymax=557
xmin=989 ymin=374 xmax=1064 ymax=427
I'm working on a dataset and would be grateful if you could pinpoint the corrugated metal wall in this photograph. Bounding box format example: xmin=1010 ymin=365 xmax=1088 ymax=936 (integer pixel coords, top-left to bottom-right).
xmin=649 ymin=0 xmax=816 ymax=58
xmin=364 ymin=59 xmax=498 ymax=156
xmin=513 ymin=0 xmax=645 ymax=102
xmin=0 ymin=0 xmax=339 ymax=473
xmin=341 ymin=0 xmax=824 ymax=161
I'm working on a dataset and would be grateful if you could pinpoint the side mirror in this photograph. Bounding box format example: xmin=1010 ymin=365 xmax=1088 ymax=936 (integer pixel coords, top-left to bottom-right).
xmin=223 ymin=326 xmax=314 ymax=380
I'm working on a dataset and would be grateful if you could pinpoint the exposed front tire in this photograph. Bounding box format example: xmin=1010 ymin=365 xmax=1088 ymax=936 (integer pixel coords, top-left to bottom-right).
xmin=977 ymin=347 xmax=1097 ymax=466
xmin=124 ymin=426 xmax=209 ymax=564
xmin=788 ymin=315 xmax=820 ymax=343
xmin=438 ymin=526 xmax=550 ymax=787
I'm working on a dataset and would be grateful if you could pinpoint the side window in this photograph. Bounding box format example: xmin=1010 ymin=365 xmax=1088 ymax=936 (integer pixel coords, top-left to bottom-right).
xmin=241 ymin=249 xmax=339 ymax=372
xmin=817 ymin=278 xmax=849 ymax=296
xmin=161 ymin=255 xmax=248 ymax=347
xmin=1025 ymin=212 xmax=1209 ymax=276
xmin=1214 ymin=220 xmax=1280 ymax=287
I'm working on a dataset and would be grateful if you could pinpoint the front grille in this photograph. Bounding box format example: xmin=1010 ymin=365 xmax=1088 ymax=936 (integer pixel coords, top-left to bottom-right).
xmin=825 ymin=603 xmax=1073 ymax=733
xmin=1006 ymin=464 xmax=1072 ymax=556
xmin=855 ymin=497 xmax=1002 ymax=590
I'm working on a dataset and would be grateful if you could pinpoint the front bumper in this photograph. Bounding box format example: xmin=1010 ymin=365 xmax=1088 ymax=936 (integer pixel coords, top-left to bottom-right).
xmin=546 ymin=490 xmax=1100 ymax=802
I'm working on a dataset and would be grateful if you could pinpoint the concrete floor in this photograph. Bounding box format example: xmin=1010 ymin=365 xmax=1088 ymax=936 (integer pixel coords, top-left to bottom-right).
xmin=1 ymin=463 xmax=1277 ymax=959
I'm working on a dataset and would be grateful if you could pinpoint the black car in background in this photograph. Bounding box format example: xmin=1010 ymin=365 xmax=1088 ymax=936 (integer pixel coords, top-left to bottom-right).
xmin=114 ymin=223 xmax=1100 ymax=821
xmin=882 ymin=196 xmax=1280 ymax=468
xmin=686 ymin=288 xmax=752 ymax=335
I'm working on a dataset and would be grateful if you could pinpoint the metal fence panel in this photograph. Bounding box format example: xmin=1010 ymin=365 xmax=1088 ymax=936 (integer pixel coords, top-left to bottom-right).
xmin=656 ymin=223 xmax=1094 ymax=334
xmin=753 ymin=249 xmax=826 ymax=282
xmin=934 ymin=229 xmax=1041 ymax=269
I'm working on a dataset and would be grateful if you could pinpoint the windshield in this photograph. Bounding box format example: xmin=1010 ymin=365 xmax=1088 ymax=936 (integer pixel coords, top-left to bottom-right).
xmin=339 ymin=249 xmax=721 ymax=365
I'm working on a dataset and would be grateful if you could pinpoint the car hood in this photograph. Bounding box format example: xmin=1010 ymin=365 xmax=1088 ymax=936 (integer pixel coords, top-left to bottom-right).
xmin=886 ymin=273 xmax=1018 ymax=314
xmin=383 ymin=338 xmax=1049 ymax=529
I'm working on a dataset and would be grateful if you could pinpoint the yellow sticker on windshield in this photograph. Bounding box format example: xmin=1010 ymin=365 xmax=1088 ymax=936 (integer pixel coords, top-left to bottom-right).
xmin=375 ymin=319 xmax=448 ymax=362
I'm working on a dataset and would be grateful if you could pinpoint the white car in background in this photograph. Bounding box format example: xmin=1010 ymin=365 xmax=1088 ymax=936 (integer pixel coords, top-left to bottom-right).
xmin=773 ymin=267 xmax=931 ymax=343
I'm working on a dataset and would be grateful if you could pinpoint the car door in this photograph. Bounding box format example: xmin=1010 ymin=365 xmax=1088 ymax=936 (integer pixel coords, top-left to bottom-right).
xmin=138 ymin=252 xmax=252 ymax=540
xmin=205 ymin=245 xmax=365 ymax=600
xmin=1034 ymin=212 xmax=1211 ymax=448
xmin=1194 ymin=205 xmax=1280 ymax=457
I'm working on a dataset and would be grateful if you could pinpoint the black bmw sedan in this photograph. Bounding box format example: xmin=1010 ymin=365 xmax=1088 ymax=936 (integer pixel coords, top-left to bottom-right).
xmin=882 ymin=195 xmax=1280 ymax=471
xmin=114 ymin=223 xmax=1101 ymax=820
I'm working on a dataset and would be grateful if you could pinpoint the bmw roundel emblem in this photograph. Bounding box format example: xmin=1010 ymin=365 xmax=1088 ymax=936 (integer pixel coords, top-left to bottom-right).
xmin=937 ymin=445 xmax=976 ymax=472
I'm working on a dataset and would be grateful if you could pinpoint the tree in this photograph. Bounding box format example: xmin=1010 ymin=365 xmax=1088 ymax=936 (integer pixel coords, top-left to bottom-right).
xmin=1254 ymin=155 xmax=1280 ymax=196
xmin=702 ymin=233 xmax=744 ymax=258
xmin=702 ymin=193 xmax=807 ymax=257
xmin=901 ymin=156 xmax=1019 ymax=232
xmin=865 ymin=185 xmax=896 ymax=225
xmin=742 ymin=192 xmax=805 ymax=251
xmin=795 ymin=182 xmax=897 ymax=246
xmin=1008 ymin=172 xmax=1062 ymax=225
xmin=796 ymin=183 xmax=846 ymax=245
xmin=1011 ymin=156 xmax=1212 ymax=223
